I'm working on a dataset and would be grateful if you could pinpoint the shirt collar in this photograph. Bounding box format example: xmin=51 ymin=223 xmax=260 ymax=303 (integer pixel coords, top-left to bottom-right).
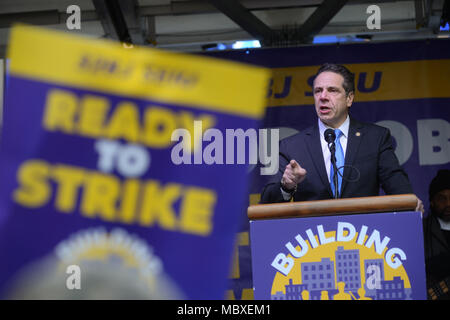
xmin=438 ymin=217 xmax=450 ymax=231
xmin=318 ymin=115 xmax=350 ymax=139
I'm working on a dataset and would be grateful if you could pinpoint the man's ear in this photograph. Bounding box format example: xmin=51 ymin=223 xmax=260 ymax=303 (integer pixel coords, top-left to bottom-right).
xmin=346 ymin=91 xmax=354 ymax=107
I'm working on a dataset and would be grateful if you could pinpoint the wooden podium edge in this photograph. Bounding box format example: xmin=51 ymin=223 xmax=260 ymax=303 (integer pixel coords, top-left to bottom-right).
xmin=247 ymin=194 xmax=418 ymax=220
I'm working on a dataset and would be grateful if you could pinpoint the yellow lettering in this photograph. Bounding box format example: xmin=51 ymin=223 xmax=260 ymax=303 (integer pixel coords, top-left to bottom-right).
xmin=12 ymin=159 xmax=217 ymax=236
xmin=41 ymin=90 xmax=218 ymax=150
xmin=51 ymin=165 xmax=86 ymax=213
xmin=117 ymin=179 xmax=140 ymax=224
xmin=142 ymin=107 xmax=177 ymax=148
xmin=77 ymin=94 xmax=109 ymax=137
xmin=105 ymin=102 xmax=140 ymax=142
xmin=230 ymin=242 xmax=240 ymax=279
xmin=225 ymin=290 xmax=235 ymax=300
xmin=81 ymin=173 xmax=119 ymax=221
xmin=139 ymin=181 xmax=180 ymax=230
xmin=179 ymin=187 xmax=216 ymax=236
xmin=229 ymin=232 xmax=250 ymax=279
xmin=13 ymin=160 xmax=51 ymax=208
xmin=241 ymin=288 xmax=254 ymax=300
xmin=43 ymin=89 xmax=78 ymax=133
xmin=249 ymin=193 xmax=261 ymax=205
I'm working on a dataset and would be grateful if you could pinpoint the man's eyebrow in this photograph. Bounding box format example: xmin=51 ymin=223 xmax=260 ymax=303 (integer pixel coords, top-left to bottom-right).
xmin=314 ymin=86 xmax=341 ymax=90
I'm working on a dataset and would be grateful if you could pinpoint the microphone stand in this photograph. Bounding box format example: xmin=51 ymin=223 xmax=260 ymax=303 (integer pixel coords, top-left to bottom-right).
xmin=329 ymin=142 xmax=339 ymax=199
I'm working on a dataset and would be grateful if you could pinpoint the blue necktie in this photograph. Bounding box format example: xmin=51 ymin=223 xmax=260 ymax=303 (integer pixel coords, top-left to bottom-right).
xmin=330 ymin=129 xmax=344 ymax=198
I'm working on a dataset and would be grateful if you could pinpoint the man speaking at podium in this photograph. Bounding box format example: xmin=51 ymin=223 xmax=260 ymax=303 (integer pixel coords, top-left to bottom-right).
xmin=260 ymin=63 xmax=423 ymax=212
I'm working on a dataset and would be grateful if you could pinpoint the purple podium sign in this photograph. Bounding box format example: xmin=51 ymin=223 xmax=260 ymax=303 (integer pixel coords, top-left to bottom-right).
xmin=250 ymin=211 xmax=427 ymax=300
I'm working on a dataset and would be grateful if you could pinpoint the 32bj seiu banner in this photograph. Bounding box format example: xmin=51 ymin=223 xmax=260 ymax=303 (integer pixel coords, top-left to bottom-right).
xmin=207 ymin=40 xmax=450 ymax=207
xmin=0 ymin=25 xmax=270 ymax=299
xmin=205 ymin=39 xmax=450 ymax=300
xmin=250 ymin=211 xmax=427 ymax=300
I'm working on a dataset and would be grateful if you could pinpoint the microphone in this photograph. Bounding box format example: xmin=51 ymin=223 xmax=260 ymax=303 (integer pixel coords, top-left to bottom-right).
xmin=324 ymin=128 xmax=339 ymax=199
xmin=324 ymin=128 xmax=335 ymax=145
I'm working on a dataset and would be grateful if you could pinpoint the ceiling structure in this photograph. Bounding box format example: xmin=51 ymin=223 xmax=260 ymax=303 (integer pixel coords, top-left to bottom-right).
xmin=0 ymin=0 xmax=449 ymax=57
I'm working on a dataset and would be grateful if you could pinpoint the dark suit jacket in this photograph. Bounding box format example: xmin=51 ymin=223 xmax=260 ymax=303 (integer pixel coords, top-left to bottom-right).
xmin=423 ymin=214 xmax=450 ymax=293
xmin=260 ymin=117 xmax=413 ymax=203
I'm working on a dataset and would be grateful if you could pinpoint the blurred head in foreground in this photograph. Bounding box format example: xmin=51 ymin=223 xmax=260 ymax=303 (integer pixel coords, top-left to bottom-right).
xmin=5 ymin=227 xmax=185 ymax=300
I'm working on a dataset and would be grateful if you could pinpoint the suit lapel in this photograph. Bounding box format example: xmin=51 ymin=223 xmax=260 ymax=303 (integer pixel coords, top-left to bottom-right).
xmin=341 ymin=117 xmax=364 ymax=195
xmin=305 ymin=124 xmax=333 ymax=197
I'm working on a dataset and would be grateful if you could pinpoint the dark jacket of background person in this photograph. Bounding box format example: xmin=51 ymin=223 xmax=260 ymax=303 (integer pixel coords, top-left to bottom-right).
xmin=423 ymin=169 xmax=450 ymax=300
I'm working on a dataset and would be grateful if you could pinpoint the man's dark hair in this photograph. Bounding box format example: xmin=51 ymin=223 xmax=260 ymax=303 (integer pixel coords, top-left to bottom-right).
xmin=429 ymin=169 xmax=450 ymax=201
xmin=314 ymin=63 xmax=355 ymax=96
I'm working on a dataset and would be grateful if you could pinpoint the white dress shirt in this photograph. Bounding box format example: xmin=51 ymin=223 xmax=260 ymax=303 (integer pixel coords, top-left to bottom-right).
xmin=281 ymin=115 xmax=350 ymax=200
xmin=318 ymin=115 xmax=350 ymax=183
xmin=438 ymin=217 xmax=450 ymax=231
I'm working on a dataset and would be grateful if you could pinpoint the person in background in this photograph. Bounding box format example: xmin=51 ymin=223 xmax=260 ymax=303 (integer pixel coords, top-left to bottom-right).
xmin=260 ymin=63 xmax=423 ymax=213
xmin=424 ymin=169 xmax=450 ymax=300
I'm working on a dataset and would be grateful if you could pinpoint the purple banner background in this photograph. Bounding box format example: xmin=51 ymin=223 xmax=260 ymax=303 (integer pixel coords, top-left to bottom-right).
xmin=203 ymin=39 xmax=450 ymax=300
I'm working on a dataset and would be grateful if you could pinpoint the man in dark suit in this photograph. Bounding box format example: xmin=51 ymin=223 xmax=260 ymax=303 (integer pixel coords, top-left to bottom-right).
xmin=260 ymin=63 xmax=423 ymax=212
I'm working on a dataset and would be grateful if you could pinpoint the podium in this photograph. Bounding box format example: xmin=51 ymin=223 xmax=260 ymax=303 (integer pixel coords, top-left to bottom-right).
xmin=248 ymin=194 xmax=427 ymax=300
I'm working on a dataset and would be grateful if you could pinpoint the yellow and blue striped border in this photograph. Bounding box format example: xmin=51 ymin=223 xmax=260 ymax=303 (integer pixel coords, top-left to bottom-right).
xmin=8 ymin=24 xmax=271 ymax=118
xmin=268 ymin=60 xmax=450 ymax=106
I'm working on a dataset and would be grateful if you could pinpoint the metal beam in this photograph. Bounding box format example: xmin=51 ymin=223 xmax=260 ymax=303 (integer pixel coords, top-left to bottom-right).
xmin=93 ymin=0 xmax=146 ymax=44
xmin=295 ymin=0 xmax=348 ymax=43
xmin=415 ymin=0 xmax=433 ymax=28
xmin=117 ymin=0 xmax=146 ymax=45
xmin=138 ymin=0 xmax=413 ymax=17
xmin=93 ymin=0 xmax=135 ymax=43
xmin=0 ymin=10 xmax=60 ymax=28
xmin=92 ymin=0 xmax=122 ymax=40
xmin=442 ymin=0 xmax=450 ymax=27
xmin=208 ymin=0 xmax=276 ymax=46
xmin=146 ymin=15 xmax=158 ymax=46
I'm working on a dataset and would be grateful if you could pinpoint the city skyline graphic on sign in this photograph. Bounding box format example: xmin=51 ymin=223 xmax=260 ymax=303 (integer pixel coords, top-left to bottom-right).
xmin=271 ymin=246 xmax=412 ymax=300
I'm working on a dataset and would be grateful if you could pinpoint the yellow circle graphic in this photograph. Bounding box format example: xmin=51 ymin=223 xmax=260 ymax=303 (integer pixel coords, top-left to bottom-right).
xmin=271 ymin=231 xmax=411 ymax=300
